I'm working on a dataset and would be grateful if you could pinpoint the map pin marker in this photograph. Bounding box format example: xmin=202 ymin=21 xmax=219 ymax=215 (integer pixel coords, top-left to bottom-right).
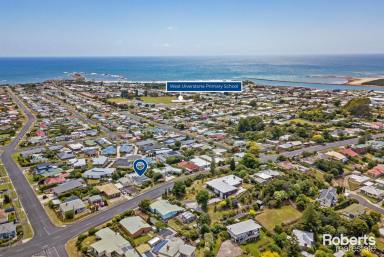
xmin=133 ymin=159 xmax=148 ymax=176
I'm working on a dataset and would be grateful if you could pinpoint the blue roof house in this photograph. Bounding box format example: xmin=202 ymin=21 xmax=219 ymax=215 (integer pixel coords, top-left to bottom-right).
xmin=101 ymin=146 xmax=117 ymax=156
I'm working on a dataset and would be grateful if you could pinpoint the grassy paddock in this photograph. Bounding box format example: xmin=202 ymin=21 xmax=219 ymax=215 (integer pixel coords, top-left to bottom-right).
xmin=107 ymin=97 xmax=131 ymax=104
xmin=141 ymin=96 xmax=176 ymax=104
xmin=255 ymin=205 xmax=302 ymax=232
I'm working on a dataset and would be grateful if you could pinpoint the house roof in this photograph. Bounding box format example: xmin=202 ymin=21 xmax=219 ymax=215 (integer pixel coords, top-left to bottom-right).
xmin=0 ymin=222 xmax=16 ymax=235
xmin=83 ymin=168 xmax=115 ymax=178
xmin=318 ymin=187 xmax=337 ymax=204
xmin=178 ymin=161 xmax=199 ymax=172
xmin=96 ymin=183 xmax=120 ymax=196
xmin=91 ymin=228 xmax=139 ymax=257
xmin=59 ymin=198 xmax=85 ymax=213
xmin=206 ymin=175 xmax=243 ymax=194
xmin=150 ymin=200 xmax=184 ymax=217
xmin=292 ymin=229 xmax=314 ymax=247
xmin=227 ymin=219 xmax=261 ymax=236
xmin=92 ymin=156 xmax=108 ymax=165
xmin=119 ymin=216 xmax=151 ymax=235
xmin=360 ymin=185 xmax=384 ymax=197
xmin=339 ymin=148 xmax=358 ymax=157
xmin=52 ymin=178 xmax=84 ymax=195
xmin=368 ymin=165 xmax=384 ymax=177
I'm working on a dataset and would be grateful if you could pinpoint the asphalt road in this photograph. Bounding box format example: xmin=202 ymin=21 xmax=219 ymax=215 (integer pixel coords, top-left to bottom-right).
xmin=3 ymin=88 xmax=384 ymax=256
xmin=346 ymin=192 xmax=384 ymax=215
xmin=0 ymin=91 xmax=175 ymax=257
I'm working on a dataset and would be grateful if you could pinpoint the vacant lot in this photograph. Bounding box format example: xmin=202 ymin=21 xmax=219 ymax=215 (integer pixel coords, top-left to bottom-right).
xmin=255 ymin=205 xmax=302 ymax=232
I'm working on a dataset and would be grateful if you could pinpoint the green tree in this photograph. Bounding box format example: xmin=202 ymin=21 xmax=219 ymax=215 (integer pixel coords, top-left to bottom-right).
xmin=238 ymin=116 xmax=265 ymax=132
xmin=198 ymin=213 xmax=211 ymax=226
xmin=350 ymin=218 xmax=368 ymax=236
xmin=343 ymin=97 xmax=371 ymax=117
xmin=64 ymin=209 xmax=74 ymax=220
xmin=196 ymin=190 xmax=209 ymax=210
xmin=210 ymin=157 xmax=216 ymax=175
xmin=241 ymin=153 xmax=259 ymax=169
xmin=230 ymin=158 xmax=236 ymax=171
xmin=139 ymin=199 xmax=151 ymax=212
xmin=302 ymin=204 xmax=320 ymax=232
xmin=172 ymin=181 xmax=186 ymax=198
xmin=3 ymin=194 xmax=11 ymax=204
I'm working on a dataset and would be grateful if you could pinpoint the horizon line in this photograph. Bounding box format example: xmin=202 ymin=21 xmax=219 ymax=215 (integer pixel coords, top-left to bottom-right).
xmin=1 ymin=53 xmax=384 ymax=58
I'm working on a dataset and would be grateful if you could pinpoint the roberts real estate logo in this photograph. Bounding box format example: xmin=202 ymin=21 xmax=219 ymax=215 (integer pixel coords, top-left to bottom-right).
xmin=322 ymin=234 xmax=376 ymax=252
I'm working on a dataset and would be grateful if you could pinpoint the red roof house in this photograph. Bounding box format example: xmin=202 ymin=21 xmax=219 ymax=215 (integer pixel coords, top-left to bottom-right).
xmin=36 ymin=130 xmax=46 ymax=137
xmin=178 ymin=161 xmax=200 ymax=172
xmin=367 ymin=164 xmax=384 ymax=178
xmin=339 ymin=148 xmax=358 ymax=158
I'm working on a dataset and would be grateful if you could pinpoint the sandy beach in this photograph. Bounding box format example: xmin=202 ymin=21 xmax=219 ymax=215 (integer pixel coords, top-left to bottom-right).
xmin=346 ymin=77 xmax=384 ymax=86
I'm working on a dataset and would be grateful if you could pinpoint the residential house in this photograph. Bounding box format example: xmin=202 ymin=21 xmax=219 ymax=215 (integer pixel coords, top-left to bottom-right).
xmin=292 ymin=229 xmax=314 ymax=249
xmin=339 ymin=148 xmax=358 ymax=158
xmin=177 ymin=161 xmax=200 ymax=173
xmin=324 ymin=151 xmax=348 ymax=162
xmin=352 ymin=144 xmax=368 ymax=155
xmin=101 ymin=145 xmax=117 ymax=156
xmin=227 ymin=219 xmax=261 ymax=243
xmin=90 ymin=227 xmax=139 ymax=257
xmin=57 ymin=151 xmax=75 ymax=160
xmin=177 ymin=211 xmax=196 ymax=224
xmin=349 ymin=174 xmax=370 ymax=185
xmin=150 ymin=199 xmax=184 ymax=220
xmin=88 ymin=195 xmax=103 ymax=206
xmin=119 ymin=216 xmax=152 ymax=238
xmin=52 ymin=178 xmax=85 ymax=196
xmin=96 ymin=183 xmax=121 ymax=199
xmin=92 ymin=156 xmax=108 ymax=167
xmin=59 ymin=198 xmax=86 ymax=218
xmin=206 ymin=175 xmax=243 ymax=199
xmin=360 ymin=185 xmax=384 ymax=199
xmin=0 ymin=222 xmax=16 ymax=240
xmin=367 ymin=164 xmax=384 ymax=178
xmin=317 ymin=187 xmax=338 ymax=207
xmin=152 ymin=237 xmax=195 ymax=257
xmin=136 ymin=139 xmax=159 ymax=153
xmin=83 ymin=168 xmax=116 ymax=179
xmin=189 ymin=157 xmax=210 ymax=170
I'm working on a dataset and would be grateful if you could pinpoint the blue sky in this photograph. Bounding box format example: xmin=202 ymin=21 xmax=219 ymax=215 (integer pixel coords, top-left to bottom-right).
xmin=1 ymin=0 xmax=383 ymax=56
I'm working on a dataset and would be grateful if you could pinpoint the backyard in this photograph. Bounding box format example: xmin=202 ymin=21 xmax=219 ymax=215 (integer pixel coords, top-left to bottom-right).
xmin=255 ymin=205 xmax=302 ymax=232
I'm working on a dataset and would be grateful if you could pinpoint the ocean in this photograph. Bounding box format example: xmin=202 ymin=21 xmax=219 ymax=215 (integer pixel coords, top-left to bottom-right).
xmin=0 ymin=55 xmax=384 ymax=90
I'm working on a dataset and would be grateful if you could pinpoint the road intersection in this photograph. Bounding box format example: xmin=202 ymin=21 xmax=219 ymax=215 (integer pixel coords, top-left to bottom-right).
xmin=2 ymin=89 xmax=384 ymax=257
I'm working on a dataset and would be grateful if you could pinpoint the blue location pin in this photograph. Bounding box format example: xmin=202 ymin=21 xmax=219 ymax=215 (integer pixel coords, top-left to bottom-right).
xmin=133 ymin=159 xmax=148 ymax=176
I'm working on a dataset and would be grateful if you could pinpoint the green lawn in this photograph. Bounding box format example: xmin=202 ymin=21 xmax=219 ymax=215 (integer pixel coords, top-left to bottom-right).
xmin=107 ymin=97 xmax=131 ymax=104
xmin=107 ymin=96 xmax=176 ymax=105
xmin=255 ymin=205 xmax=302 ymax=232
xmin=240 ymin=231 xmax=274 ymax=257
xmin=141 ymin=96 xmax=176 ymax=104
xmin=288 ymin=118 xmax=315 ymax=125
xmin=133 ymin=234 xmax=152 ymax=246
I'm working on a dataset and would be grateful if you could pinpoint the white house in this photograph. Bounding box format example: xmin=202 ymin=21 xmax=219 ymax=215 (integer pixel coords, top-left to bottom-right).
xmin=227 ymin=219 xmax=261 ymax=243
xmin=206 ymin=175 xmax=243 ymax=199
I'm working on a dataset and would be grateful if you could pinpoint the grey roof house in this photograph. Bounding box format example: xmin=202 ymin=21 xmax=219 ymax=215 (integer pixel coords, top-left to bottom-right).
xmin=226 ymin=219 xmax=261 ymax=244
xmin=52 ymin=178 xmax=85 ymax=196
xmin=317 ymin=187 xmax=338 ymax=207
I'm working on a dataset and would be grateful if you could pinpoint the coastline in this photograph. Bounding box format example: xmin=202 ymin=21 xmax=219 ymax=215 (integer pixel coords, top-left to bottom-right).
xmin=346 ymin=77 xmax=384 ymax=86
